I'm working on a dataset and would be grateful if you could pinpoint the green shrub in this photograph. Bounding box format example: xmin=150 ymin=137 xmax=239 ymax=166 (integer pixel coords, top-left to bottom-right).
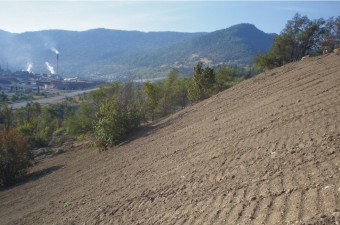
xmin=94 ymin=100 xmax=129 ymax=149
xmin=93 ymin=82 xmax=144 ymax=150
xmin=0 ymin=129 xmax=31 ymax=186
xmin=188 ymin=63 xmax=216 ymax=102
xmin=63 ymin=104 xmax=94 ymax=136
xmin=94 ymin=100 xmax=143 ymax=149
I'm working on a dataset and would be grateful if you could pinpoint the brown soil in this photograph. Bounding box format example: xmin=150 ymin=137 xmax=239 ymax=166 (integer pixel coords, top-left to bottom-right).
xmin=0 ymin=53 xmax=339 ymax=225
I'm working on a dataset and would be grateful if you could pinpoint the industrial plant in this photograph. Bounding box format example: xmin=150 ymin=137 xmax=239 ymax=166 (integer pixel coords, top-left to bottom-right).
xmin=0 ymin=48 xmax=102 ymax=104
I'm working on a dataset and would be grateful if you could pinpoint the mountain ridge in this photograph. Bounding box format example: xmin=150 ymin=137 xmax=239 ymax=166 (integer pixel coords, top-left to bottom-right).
xmin=0 ymin=24 xmax=274 ymax=80
xmin=124 ymin=23 xmax=275 ymax=67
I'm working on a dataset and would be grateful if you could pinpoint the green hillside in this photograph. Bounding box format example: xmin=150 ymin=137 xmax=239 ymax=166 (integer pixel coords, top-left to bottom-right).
xmin=0 ymin=24 xmax=274 ymax=80
xmin=127 ymin=23 xmax=275 ymax=66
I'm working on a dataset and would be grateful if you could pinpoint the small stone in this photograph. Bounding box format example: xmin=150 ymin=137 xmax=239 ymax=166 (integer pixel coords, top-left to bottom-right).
xmin=298 ymin=143 xmax=305 ymax=148
xmin=328 ymin=148 xmax=336 ymax=155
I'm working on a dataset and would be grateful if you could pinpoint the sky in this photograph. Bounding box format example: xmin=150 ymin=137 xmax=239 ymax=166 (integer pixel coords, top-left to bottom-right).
xmin=0 ymin=1 xmax=339 ymax=34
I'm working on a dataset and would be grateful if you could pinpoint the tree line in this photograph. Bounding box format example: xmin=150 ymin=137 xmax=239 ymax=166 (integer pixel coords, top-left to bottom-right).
xmin=254 ymin=13 xmax=340 ymax=71
xmin=92 ymin=64 xmax=247 ymax=149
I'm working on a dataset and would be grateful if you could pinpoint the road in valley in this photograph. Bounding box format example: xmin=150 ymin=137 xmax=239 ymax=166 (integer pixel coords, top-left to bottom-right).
xmin=7 ymin=88 xmax=98 ymax=109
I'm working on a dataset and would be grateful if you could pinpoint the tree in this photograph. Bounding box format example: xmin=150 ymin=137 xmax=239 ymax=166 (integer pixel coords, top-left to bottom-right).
xmin=253 ymin=51 xmax=282 ymax=71
xmin=90 ymin=83 xmax=120 ymax=106
xmin=275 ymin=13 xmax=324 ymax=62
xmin=319 ymin=16 xmax=340 ymax=51
xmin=188 ymin=63 xmax=216 ymax=102
xmin=63 ymin=103 xmax=96 ymax=136
xmin=16 ymin=102 xmax=41 ymax=124
xmin=0 ymin=105 xmax=13 ymax=131
xmin=16 ymin=103 xmax=60 ymax=147
xmin=215 ymin=65 xmax=238 ymax=91
xmin=94 ymin=100 xmax=124 ymax=149
xmin=254 ymin=13 xmax=327 ymax=71
xmin=94 ymin=98 xmax=143 ymax=149
xmin=159 ymin=68 xmax=179 ymax=116
xmin=0 ymin=91 xmax=8 ymax=102
xmin=143 ymin=82 xmax=159 ymax=120
xmin=166 ymin=68 xmax=178 ymax=87
xmin=94 ymin=82 xmax=144 ymax=149
xmin=25 ymin=108 xmax=58 ymax=147
xmin=0 ymin=129 xmax=31 ymax=186
xmin=172 ymin=77 xmax=190 ymax=109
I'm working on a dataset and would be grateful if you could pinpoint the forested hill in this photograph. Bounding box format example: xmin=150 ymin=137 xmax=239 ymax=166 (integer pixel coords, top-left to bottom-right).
xmin=0 ymin=24 xmax=275 ymax=80
xmin=0 ymin=29 xmax=202 ymax=78
xmin=124 ymin=23 xmax=276 ymax=67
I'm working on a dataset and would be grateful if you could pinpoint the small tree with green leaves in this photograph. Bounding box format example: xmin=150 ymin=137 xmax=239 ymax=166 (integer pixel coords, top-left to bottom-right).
xmin=143 ymin=82 xmax=159 ymax=121
xmin=0 ymin=105 xmax=13 ymax=131
xmin=319 ymin=16 xmax=340 ymax=51
xmin=188 ymin=63 xmax=216 ymax=102
xmin=158 ymin=68 xmax=180 ymax=116
xmin=0 ymin=129 xmax=31 ymax=186
xmin=215 ymin=65 xmax=238 ymax=91
xmin=63 ymin=103 xmax=95 ymax=136
xmin=173 ymin=77 xmax=191 ymax=109
xmin=0 ymin=91 xmax=8 ymax=103
xmin=94 ymin=82 xmax=144 ymax=150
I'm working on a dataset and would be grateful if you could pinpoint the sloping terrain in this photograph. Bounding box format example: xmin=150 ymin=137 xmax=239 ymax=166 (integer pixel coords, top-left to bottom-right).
xmin=0 ymin=53 xmax=339 ymax=225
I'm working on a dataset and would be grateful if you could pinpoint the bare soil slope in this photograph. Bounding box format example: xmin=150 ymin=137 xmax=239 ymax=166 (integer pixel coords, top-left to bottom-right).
xmin=1 ymin=53 xmax=339 ymax=225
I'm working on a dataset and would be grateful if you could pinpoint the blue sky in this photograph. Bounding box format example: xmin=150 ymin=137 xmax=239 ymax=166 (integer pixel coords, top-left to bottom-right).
xmin=0 ymin=1 xmax=339 ymax=34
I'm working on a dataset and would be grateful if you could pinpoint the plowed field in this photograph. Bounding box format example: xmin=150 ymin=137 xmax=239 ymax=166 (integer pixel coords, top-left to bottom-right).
xmin=1 ymin=53 xmax=339 ymax=225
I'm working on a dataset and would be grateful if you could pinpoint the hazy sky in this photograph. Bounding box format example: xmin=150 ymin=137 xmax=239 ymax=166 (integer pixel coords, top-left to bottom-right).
xmin=0 ymin=1 xmax=339 ymax=34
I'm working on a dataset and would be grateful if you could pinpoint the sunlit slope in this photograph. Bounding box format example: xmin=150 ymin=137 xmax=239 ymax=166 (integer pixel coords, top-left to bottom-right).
xmin=0 ymin=53 xmax=339 ymax=225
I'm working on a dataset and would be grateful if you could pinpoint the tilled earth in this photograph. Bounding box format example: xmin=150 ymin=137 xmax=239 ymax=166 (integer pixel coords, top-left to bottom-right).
xmin=0 ymin=53 xmax=339 ymax=225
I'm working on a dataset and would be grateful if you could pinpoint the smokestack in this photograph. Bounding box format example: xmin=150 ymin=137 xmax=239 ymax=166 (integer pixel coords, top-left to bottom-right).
xmin=50 ymin=47 xmax=59 ymax=74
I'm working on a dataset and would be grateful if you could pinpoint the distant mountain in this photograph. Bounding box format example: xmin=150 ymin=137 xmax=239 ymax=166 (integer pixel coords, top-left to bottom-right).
xmin=0 ymin=29 xmax=203 ymax=78
xmin=120 ymin=23 xmax=275 ymax=69
xmin=0 ymin=24 xmax=275 ymax=80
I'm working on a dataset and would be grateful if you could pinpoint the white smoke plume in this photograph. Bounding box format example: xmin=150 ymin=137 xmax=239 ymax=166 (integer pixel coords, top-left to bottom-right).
xmin=26 ymin=63 xmax=33 ymax=73
xmin=51 ymin=47 xmax=59 ymax=55
xmin=45 ymin=62 xmax=55 ymax=74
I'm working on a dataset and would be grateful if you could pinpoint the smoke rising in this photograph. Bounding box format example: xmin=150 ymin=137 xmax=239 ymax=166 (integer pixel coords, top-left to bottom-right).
xmin=51 ymin=47 xmax=59 ymax=55
xmin=45 ymin=62 xmax=55 ymax=74
xmin=26 ymin=63 xmax=33 ymax=73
